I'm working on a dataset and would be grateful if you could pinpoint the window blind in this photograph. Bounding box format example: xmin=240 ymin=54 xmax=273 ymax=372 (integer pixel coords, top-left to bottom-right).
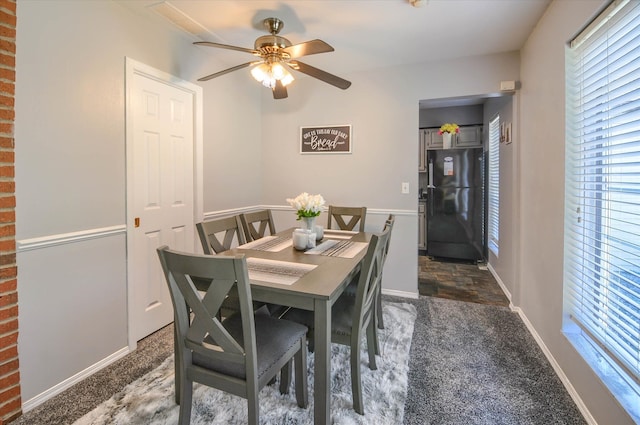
xmin=488 ymin=116 xmax=500 ymax=255
xmin=565 ymin=0 xmax=640 ymax=386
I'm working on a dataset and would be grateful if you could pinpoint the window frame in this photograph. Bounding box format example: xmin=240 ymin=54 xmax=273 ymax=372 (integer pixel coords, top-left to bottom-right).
xmin=488 ymin=115 xmax=500 ymax=256
xmin=563 ymin=0 xmax=640 ymax=421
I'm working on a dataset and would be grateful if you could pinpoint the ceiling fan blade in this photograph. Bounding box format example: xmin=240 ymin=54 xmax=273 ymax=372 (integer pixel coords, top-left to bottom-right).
xmin=283 ymin=39 xmax=334 ymax=59
xmin=288 ymin=61 xmax=351 ymax=90
xmin=272 ymin=80 xmax=288 ymax=99
xmin=194 ymin=41 xmax=257 ymax=55
xmin=197 ymin=62 xmax=257 ymax=82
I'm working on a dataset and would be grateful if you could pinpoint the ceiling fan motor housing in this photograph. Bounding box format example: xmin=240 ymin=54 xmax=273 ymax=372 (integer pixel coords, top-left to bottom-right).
xmin=254 ymin=35 xmax=292 ymax=62
xmin=255 ymin=35 xmax=291 ymax=50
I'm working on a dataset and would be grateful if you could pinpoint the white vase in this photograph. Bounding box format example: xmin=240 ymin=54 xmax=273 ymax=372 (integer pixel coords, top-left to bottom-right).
xmin=301 ymin=217 xmax=317 ymax=248
xmin=305 ymin=217 xmax=324 ymax=241
xmin=442 ymin=132 xmax=452 ymax=149
xmin=301 ymin=216 xmax=317 ymax=232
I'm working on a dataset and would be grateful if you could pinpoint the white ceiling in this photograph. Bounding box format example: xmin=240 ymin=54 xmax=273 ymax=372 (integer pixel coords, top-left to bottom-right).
xmin=122 ymin=0 xmax=550 ymax=106
xmin=131 ymin=0 xmax=550 ymax=73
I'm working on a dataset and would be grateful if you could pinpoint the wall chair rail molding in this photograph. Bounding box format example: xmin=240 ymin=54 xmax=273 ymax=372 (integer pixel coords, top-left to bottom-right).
xmin=202 ymin=206 xmax=262 ymax=222
xmin=17 ymin=225 xmax=126 ymax=252
xmin=206 ymin=205 xmax=417 ymax=220
xmin=264 ymin=204 xmax=417 ymax=218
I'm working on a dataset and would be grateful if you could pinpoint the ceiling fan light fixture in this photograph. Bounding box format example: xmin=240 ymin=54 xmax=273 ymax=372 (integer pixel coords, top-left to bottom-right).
xmin=196 ymin=17 xmax=350 ymax=99
xmin=279 ymin=69 xmax=295 ymax=87
xmin=251 ymin=62 xmax=294 ymax=88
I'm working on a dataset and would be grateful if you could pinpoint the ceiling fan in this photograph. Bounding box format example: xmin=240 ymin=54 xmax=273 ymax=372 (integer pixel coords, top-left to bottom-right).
xmin=194 ymin=17 xmax=351 ymax=99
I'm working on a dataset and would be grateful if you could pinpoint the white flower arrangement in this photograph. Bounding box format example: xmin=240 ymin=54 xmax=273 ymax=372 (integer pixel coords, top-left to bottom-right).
xmin=286 ymin=192 xmax=325 ymax=220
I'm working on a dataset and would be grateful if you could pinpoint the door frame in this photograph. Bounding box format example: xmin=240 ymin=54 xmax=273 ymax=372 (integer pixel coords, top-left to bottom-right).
xmin=124 ymin=57 xmax=203 ymax=350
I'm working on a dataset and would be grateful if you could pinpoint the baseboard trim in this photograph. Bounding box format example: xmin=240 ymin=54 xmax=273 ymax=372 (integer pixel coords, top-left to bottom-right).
xmin=511 ymin=307 xmax=597 ymax=425
xmin=486 ymin=263 xmax=514 ymax=304
xmin=382 ymin=288 xmax=420 ymax=299
xmin=22 ymin=346 xmax=131 ymax=413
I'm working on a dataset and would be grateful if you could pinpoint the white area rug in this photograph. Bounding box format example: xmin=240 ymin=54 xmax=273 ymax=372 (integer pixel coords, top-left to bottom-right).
xmin=75 ymin=302 xmax=417 ymax=425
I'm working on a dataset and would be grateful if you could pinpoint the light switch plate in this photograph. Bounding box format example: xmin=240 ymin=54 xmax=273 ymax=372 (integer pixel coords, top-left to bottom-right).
xmin=402 ymin=182 xmax=409 ymax=194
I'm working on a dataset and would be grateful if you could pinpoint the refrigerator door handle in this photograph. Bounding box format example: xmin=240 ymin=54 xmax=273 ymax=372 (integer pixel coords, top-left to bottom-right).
xmin=429 ymin=189 xmax=434 ymax=217
xmin=427 ymin=160 xmax=435 ymax=189
xmin=427 ymin=158 xmax=435 ymax=216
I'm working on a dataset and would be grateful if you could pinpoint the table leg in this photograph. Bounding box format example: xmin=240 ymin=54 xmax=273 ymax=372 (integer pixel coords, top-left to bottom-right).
xmin=314 ymin=299 xmax=331 ymax=425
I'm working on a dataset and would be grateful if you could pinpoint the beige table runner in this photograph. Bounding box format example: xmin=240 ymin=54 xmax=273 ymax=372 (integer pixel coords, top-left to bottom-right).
xmin=238 ymin=236 xmax=292 ymax=252
xmin=304 ymin=239 xmax=367 ymax=258
xmin=246 ymin=257 xmax=317 ymax=285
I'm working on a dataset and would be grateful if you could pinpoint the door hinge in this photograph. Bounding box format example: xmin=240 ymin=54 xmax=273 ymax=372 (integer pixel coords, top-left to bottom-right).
xmin=134 ymin=217 xmax=140 ymax=228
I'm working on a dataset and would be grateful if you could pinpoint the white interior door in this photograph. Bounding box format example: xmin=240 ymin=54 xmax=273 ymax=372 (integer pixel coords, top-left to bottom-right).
xmin=126 ymin=59 xmax=201 ymax=344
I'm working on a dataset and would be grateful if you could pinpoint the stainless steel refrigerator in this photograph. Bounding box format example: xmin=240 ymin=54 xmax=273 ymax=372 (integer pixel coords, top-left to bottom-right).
xmin=426 ymin=148 xmax=484 ymax=261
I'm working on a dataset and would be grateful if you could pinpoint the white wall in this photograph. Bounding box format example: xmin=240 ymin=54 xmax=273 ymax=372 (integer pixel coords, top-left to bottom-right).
xmin=484 ymin=95 xmax=517 ymax=297
xmin=17 ymin=236 xmax=127 ymax=403
xmin=200 ymin=71 xmax=263 ymax=211
xmin=18 ymin=2 xmax=625 ymax=423
xmin=259 ymin=53 xmax=519 ymax=295
xmin=519 ymin=0 xmax=635 ymax=423
xmin=14 ymin=0 xmax=262 ymax=404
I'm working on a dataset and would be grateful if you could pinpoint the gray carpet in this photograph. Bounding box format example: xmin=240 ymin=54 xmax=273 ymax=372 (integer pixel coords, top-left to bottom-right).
xmin=13 ymin=296 xmax=586 ymax=425
xmin=400 ymin=296 xmax=586 ymax=425
xmin=13 ymin=325 xmax=175 ymax=425
xmin=73 ymin=302 xmax=416 ymax=424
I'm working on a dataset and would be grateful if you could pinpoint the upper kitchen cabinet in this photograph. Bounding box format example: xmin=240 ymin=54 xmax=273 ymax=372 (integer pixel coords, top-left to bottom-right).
xmin=455 ymin=126 xmax=483 ymax=148
xmin=427 ymin=129 xmax=444 ymax=149
xmin=421 ymin=125 xmax=483 ymax=150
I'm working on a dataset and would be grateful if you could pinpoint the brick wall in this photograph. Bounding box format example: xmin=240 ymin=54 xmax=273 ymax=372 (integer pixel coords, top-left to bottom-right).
xmin=0 ymin=0 xmax=18 ymax=423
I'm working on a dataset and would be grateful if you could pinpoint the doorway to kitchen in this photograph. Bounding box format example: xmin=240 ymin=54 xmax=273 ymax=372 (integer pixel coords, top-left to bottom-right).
xmin=417 ymin=94 xmax=513 ymax=307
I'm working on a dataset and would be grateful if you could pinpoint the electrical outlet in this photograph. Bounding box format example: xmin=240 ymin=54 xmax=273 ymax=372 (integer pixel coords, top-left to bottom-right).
xmin=401 ymin=182 xmax=409 ymax=194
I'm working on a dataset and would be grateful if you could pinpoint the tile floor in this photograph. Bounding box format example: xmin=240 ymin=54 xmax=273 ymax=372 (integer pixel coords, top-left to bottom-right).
xmin=418 ymin=255 xmax=510 ymax=307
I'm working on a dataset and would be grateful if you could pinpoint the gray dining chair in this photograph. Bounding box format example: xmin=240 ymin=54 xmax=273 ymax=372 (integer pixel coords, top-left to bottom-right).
xmin=196 ymin=216 xmax=257 ymax=318
xmin=283 ymin=227 xmax=390 ymax=415
xmin=239 ymin=209 xmax=276 ymax=242
xmin=196 ymin=215 xmax=246 ymax=255
xmin=327 ymin=205 xmax=367 ymax=232
xmin=377 ymin=214 xmax=395 ymax=331
xmin=196 ymin=216 xmax=286 ymax=319
xmin=157 ymin=246 xmax=308 ymax=425
xmin=238 ymin=209 xmax=288 ymax=318
xmin=344 ymin=214 xmax=395 ymax=354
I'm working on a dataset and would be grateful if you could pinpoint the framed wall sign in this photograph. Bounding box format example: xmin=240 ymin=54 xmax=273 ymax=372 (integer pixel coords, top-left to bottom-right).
xmin=300 ymin=124 xmax=351 ymax=154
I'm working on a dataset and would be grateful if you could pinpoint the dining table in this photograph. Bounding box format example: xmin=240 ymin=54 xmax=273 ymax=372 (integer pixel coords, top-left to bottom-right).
xmin=218 ymin=227 xmax=372 ymax=425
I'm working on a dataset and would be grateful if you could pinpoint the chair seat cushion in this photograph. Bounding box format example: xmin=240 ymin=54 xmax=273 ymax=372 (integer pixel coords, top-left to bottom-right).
xmin=282 ymin=293 xmax=356 ymax=338
xmin=192 ymin=313 xmax=307 ymax=381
